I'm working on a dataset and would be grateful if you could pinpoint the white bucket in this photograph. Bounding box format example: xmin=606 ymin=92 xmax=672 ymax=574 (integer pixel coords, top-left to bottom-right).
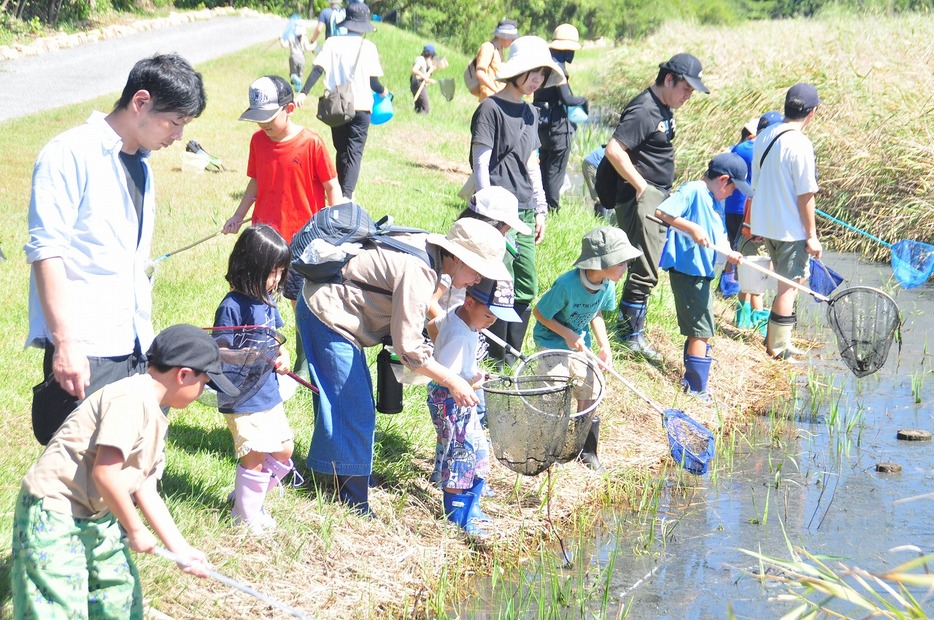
xmin=737 ymin=256 xmax=772 ymax=294
xmin=181 ymin=150 xmax=210 ymax=173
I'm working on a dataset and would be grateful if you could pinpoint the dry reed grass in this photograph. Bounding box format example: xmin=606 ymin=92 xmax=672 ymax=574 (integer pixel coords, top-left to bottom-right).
xmin=595 ymin=14 xmax=934 ymax=260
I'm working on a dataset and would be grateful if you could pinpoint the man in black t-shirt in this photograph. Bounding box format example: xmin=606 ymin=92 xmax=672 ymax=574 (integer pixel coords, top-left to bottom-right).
xmin=595 ymin=53 xmax=709 ymax=360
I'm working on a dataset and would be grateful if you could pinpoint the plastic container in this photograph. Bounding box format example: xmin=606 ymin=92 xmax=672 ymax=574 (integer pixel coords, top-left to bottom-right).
xmin=375 ymin=346 xmax=404 ymax=414
xmin=567 ymin=105 xmax=588 ymax=124
xmin=181 ymin=150 xmax=211 ymax=173
xmin=737 ymin=256 xmax=772 ymax=294
xmin=371 ymin=92 xmax=394 ymax=125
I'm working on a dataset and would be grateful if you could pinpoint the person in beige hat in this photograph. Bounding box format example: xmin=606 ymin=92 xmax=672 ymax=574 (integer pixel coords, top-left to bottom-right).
xmin=470 ymin=18 xmax=520 ymax=101
xmin=534 ymin=23 xmax=590 ymax=213
xmin=532 ymin=226 xmax=642 ymax=471
xmin=296 ymin=216 xmax=510 ymax=517
xmin=470 ymin=35 xmax=566 ymax=368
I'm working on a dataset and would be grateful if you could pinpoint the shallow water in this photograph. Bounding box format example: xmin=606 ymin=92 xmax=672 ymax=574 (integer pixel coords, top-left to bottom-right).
xmin=462 ymin=253 xmax=933 ymax=619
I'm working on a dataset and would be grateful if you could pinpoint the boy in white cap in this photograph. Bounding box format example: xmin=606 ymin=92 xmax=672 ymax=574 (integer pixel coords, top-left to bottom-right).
xmin=532 ymin=226 xmax=643 ymax=472
xmin=428 ymin=277 xmax=520 ymax=537
xmin=224 ymin=74 xmax=341 ymax=379
xmin=11 ymin=325 xmax=239 ymax=618
xmin=654 ymin=153 xmax=745 ymax=401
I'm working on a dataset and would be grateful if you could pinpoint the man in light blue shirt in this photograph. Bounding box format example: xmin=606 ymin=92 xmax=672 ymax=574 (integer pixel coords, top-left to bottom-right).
xmin=25 ymin=53 xmax=206 ymax=445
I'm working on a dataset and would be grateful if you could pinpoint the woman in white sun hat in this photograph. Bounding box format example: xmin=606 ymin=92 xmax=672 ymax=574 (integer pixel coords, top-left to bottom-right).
xmin=469 ymin=35 xmax=565 ymax=368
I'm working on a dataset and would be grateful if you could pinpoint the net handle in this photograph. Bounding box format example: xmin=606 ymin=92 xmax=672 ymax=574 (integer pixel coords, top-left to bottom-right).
xmin=646 ymin=214 xmax=831 ymax=302
xmin=153 ymin=218 xmax=252 ymax=263
xmin=153 ymin=546 xmax=312 ymax=619
xmin=579 ymin=348 xmax=665 ymax=416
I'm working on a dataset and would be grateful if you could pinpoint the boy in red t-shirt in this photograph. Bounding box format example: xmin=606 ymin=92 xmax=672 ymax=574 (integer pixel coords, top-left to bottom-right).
xmin=224 ymin=75 xmax=342 ymax=376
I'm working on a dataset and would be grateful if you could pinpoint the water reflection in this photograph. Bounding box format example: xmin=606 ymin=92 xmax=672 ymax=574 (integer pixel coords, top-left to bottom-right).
xmin=463 ymin=254 xmax=933 ymax=619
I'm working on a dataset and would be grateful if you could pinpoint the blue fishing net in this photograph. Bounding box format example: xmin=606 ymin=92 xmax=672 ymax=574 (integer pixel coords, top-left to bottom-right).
xmin=809 ymin=258 xmax=845 ymax=298
xmin=663 ymin=408 xmax=715 ymax=475
xmin=891 ymin=240 xmax=934 ymax=289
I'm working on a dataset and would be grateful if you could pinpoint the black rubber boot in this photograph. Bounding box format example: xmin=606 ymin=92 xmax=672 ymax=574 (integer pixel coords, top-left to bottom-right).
xmin=578 ymin=417 xmax=606 ymax=473
xmin=504 ymin=303 xmax=532 ymax=367
xmin=336 ymin=475 xmax=374 ymax=518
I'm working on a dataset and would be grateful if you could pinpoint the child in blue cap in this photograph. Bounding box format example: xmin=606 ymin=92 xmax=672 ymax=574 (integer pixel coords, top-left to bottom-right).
xmin=655 ymin=153 xmax=745 ymax=401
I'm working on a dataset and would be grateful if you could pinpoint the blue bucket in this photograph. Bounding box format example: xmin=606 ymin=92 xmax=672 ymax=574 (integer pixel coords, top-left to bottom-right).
xmin=371 ymin=92 xmax=394 ymax=125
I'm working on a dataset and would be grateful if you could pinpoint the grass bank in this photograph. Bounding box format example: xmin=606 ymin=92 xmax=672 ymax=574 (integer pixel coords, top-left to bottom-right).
xmin=0 ymin=21 xmax=804 ymax=619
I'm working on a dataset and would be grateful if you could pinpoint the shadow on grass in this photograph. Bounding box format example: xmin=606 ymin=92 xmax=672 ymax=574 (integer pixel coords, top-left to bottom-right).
xmin=167 ymin=420 xmax=234 ymax=463
xmin=0 ymin=553 xmax=10 ymax=613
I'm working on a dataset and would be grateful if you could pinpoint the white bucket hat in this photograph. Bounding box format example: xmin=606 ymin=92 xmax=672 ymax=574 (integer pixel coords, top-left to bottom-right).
xmin=495 ymin=36 xmax=566 ymax=89
xmin=427 ymin=219 xmax=511 ymax=282
xmin=470 ymin=187 xmax=531 ymax=236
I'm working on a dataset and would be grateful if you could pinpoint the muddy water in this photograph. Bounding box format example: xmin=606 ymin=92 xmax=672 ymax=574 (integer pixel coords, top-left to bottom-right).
xmin=465 ymin=253 xmax=933 ymax=618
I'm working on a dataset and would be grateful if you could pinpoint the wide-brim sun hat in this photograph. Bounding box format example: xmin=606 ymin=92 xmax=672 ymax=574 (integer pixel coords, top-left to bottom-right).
xmin=339 ymin=2 xmax=375 ymax=33
xmin=496 ymin=36 xmax=566 ymax=89
xmin=550 ymin=23 xmax=581 ymax=51
xmin=574 ymin=226 xmax=643 ymax=270
xmin=427 ymin=219 xmax=511 ymax=282
xmin=471 ymin=186 xmax=531 ymax=236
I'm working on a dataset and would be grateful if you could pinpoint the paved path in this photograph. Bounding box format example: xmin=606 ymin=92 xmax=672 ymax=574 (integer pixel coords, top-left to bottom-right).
xmin=0 ymin=13 xmax=284 ymax=122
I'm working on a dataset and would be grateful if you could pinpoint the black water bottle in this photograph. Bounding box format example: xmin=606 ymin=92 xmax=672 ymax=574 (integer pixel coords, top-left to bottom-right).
xmin=376 ymin=346 xmax=404 ymax=414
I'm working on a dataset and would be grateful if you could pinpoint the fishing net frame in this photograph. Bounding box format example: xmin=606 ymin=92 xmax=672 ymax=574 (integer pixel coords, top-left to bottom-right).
xmin=824 ymin=285 xmax=902 ymax=378
xmin=514 ymin=349 xmax=606 ymax=464
xmin=482 ymin=375 xmax=574 ymax=477
xmin=200 ymin=325 xmax=318 ymax=409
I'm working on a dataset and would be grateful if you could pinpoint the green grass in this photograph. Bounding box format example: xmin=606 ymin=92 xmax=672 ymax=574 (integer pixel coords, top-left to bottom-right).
xmin=0 ymin=14 xmax=875 ymax=618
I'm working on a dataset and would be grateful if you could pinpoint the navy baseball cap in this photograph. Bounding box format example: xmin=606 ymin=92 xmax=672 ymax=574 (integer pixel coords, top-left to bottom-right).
xmin=786 ymin=83 xmax=820 ymax=109
xmin=660 ymin=53 xmax=710 ymax=94
xmin=757 ymin=110 xmax=783 ymax=132
xmin=709 ymin=152 xmax=753 ymax=197
xmin=467 ymin=278 xmax=521 ymax=323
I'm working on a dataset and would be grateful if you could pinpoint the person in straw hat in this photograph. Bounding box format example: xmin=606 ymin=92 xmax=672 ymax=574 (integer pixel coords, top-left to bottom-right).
xmin=471 ymin=18 xmax=520 ymax=101
xmin=533 ymin=23 xmax=589 ymax=213
xmin=296 ymin=216 xmax=512 ymax=517
xmin=296 ymin=2 xmax=389 ymax=201
xmin=469 ymin=35 xmax=566 ymax=369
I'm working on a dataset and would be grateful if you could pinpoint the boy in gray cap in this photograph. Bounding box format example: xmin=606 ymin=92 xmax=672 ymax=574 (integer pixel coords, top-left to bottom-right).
xmin=655 ymin=153 xmax=745 ymax=401
xmin=532 ymin=227 xmax=643 ymax=472
xmin=12 ymin=325 xmax=238 ymax=618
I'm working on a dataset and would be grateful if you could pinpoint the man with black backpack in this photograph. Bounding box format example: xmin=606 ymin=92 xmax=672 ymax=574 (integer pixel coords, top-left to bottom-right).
xmin=750 ymin=83 xmax=823 ymax=360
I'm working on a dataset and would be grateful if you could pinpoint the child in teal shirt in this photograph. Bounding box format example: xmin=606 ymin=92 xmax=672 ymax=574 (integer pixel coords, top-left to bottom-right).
xmin=532 ymin=226 xmax=642 ymax=471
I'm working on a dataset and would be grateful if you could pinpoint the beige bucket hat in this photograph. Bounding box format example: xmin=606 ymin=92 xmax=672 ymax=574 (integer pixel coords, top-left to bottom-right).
xmin=574 ymin=227 xmax=643 ymax=270
xmin=549 ymin=24 xmax=581 ymax=51
xmin=495 ymin=36 xmax=566 ymax=89
xmin=427 ymin=219 xmax=511 ymax=282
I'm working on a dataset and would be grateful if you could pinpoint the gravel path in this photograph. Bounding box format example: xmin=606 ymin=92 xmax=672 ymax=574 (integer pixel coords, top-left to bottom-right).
xmin=0 ymin=13 xmax=284 ymax=122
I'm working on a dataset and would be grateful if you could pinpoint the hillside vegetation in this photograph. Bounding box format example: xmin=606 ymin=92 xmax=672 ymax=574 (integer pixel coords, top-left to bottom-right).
xmin=0 ymin=12 xmax=928 ymax=619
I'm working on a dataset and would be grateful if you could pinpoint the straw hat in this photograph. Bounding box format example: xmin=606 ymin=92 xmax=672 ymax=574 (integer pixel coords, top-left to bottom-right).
xmin=427 ymin=219 xmax=511 ymax=281
xmin=495 ymin=36 xmax=566 ymax=89
xmin=549 ymin=24 xmax=581 ymax=51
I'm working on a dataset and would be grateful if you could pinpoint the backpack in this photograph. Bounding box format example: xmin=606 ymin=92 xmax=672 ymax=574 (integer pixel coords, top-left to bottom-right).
xmin=326 ymin=7 xmax=347 ymax=38
xmin=463 ymin=57 xmax=480 ymax=96
xmin=290 ymin=202 xmax=430 ymax=291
